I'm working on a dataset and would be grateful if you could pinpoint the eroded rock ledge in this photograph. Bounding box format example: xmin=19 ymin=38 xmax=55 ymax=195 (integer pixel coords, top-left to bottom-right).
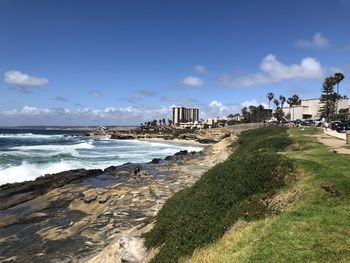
xmin=0 ymin=135 xmax=237 ymax=263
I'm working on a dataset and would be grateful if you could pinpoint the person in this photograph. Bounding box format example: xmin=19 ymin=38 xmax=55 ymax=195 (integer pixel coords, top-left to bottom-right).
xmin=133 ymin=167 xmax=138 ymax=179
xmin=136 ymin=166 xmax=141 ymax=178
xmin=133 ymin=166 xmax=141 ymax=181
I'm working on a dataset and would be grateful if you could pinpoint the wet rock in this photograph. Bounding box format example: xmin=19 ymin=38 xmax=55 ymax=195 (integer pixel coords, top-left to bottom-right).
xmin=174 ymin=150 xmax=188 ymax=156
xmin=0 ymin=169 xmax=103 ymax=210
xmin=164 ymin=155 xmax=172 ymax=161
xmin=98 ymin=194 xmax=111 ymax=203
xmin=150 ymin=158 xmax=161 ymax=164
xmin=84 ymin=195 xmax=97 ymax=203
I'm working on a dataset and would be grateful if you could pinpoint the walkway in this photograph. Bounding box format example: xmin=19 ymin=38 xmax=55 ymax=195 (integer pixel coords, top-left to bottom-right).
xmin=323 ymin=129 xmax=346 ymax=140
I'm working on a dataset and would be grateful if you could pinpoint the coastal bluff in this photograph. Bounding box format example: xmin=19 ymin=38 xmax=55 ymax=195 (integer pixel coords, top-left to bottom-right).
xmin=0 ymin=124 xmax=261 ymax=263
xmin=86 ymin=123 xmax=264 ymax=143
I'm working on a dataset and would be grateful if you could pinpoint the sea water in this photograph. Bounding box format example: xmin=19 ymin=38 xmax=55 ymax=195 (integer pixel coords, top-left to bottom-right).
xmin=0 ymin=128 xmax=203 ymax=185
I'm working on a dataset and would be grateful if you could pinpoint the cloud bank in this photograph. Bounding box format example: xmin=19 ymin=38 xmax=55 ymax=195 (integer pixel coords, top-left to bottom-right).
xmin=218 ymin=54 xmax=325 ymax=88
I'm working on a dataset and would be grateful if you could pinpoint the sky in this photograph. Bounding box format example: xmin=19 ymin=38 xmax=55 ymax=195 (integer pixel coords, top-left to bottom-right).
xmin=1 ymin=0 xmax=350 ymax=126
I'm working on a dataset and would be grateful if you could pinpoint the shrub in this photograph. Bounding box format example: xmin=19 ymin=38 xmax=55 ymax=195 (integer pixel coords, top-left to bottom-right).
xmin=144 ymin=126 xmax=294 ymax=263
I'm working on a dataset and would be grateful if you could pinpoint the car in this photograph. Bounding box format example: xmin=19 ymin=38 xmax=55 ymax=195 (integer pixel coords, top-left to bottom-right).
xmin=331 ymin=121 xmax=341 ymax=130
xmin=336 ymin=122 xmax=350 ymax=133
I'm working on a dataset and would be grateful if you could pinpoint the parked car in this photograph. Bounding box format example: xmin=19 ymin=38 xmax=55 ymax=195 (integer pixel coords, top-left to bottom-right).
xmin=336 ymin=122 xmax=350 ymax=133
xmin=301 ymin=120 xmax=313 ymax=126
xmin=331 ymin=121 xmax=341 ymax=130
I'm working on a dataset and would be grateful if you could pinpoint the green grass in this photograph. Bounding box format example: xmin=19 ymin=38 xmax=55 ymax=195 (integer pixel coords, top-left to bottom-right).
xmin=144 ymin=126 xmax=295 ymax=263
xmin=184 ymin=127 xmax=350 ymax=263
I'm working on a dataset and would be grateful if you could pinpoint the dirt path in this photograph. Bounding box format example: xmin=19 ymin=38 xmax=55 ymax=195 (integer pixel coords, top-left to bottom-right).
xmin=316 ymin=132 xmax=350 ymax=154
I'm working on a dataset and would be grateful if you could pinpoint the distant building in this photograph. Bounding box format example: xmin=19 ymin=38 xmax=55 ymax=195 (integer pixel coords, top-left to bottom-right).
xmin=172 ymin=106 xmax=199 ymax=125
xmin=282 ymin=98 xmax=349 ymax=121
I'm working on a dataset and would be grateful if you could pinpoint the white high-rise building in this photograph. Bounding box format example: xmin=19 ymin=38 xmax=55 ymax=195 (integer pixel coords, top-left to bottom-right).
xmin=172 ymin=106 xmax=199 ymax=125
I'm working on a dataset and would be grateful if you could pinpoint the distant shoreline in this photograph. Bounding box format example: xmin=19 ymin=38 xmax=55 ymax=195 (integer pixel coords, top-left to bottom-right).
xmin=0 ymin=126 xmax=137 ymax=131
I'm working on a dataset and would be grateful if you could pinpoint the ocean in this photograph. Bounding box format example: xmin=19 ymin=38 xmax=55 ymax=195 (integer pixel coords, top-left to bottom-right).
xmin=0 ymin=128 xmax=203 ymax=185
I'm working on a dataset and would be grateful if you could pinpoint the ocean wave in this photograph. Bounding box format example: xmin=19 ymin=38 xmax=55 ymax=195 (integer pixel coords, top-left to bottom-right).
xmin=0 ymin=159 xmax=123 ymax=185
xmin=10 ymin=141 xmax=94 ymax=151
xmin=0 ymin=133 xmax=65 ymax=139
xmin=0 ymin=138 xmax=203 ymax=185
xmin=0 ymin=160 xmax=82 ymax=185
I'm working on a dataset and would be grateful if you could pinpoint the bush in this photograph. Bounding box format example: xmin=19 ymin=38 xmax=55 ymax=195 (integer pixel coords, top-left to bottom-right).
xmin=144 ymin=126 xmax=294 ymax=263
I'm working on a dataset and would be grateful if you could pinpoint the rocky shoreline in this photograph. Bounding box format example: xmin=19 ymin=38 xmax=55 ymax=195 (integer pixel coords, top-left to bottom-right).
xmin=84 ymin=123 xmax=264 ymax=144
xmin=0 ymin=124 xmax=262 ymax=263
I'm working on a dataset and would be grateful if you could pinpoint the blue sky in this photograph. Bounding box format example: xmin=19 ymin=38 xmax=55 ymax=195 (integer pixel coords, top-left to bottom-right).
xmin=1 ymin=0 xmax=350 ymax=125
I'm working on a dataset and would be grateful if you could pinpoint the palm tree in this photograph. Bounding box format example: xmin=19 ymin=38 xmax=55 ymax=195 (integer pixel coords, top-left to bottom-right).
xmin=334 ymin=72 xmax=345 ymax=95
xmin=287 ymin=97 xmax=293 ymax=120
xmin=266 ymin=92 xmax=274 ymax=109
xmin=279 ymin=95 xmax=286 ymax=109
xmin=273 ymin=99 xmax=279 ymax=108
xmin=291 ymin=94 xmax=300 ymax=121
xmin=334 ymin=72 xmax=345 ymax=116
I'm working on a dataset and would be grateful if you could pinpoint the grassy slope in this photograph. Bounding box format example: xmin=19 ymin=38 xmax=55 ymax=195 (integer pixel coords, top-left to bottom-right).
xmin=144 ymin=126 xmax=296 ymax=263
xmin=185 ymin=128 xmax=350 ymax=263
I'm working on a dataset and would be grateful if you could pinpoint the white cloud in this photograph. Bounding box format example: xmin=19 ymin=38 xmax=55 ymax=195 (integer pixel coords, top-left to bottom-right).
xmin=218 ymin=54 xmax=325 ymax=88
xmin=89 ymin=90 xmax=102 ymax=97
xmin=0 ymin=105 xmax=171 ymax=126
xmin=295 ymin=32 xmax=330 ymax=48
xmin=200 ymin=100 xmax=241 ymax=118
xmin=194 ymin=65 xmax=208 ymax=73
xmin=242 ymin=99 xmax=268 ymax=108
xmin=180 ymin=76 xmax=204 ymax=87
xmin=4 ymin=70 xmax=48 ymax=86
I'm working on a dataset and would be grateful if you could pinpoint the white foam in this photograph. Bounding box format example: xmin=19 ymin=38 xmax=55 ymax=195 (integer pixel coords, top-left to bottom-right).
xmin=0 ymin=160 xmax=81 ymax=185
xmin=0 ymin=138 xmax=203 ymax=185
xmin=10 ymin=141 xmax=94 ymax=151
xmin=0 ymin=133 xmax=64 ymax=139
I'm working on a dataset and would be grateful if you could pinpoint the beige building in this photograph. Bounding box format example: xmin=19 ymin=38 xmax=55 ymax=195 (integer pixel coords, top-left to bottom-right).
xmin=172 ymin=106 xmax=199 ymax=125
xmin=282 ymin=98 xmax=349 ymax=121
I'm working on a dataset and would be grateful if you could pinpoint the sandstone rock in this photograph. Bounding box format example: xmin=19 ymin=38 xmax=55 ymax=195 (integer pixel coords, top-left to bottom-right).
xmin=98 ymin=194 xmax=111 ymax=203
xmin=121 ymin=251 xmax=138 ymax=263
xmin=84 ymin=195 xmax=97 ymax=203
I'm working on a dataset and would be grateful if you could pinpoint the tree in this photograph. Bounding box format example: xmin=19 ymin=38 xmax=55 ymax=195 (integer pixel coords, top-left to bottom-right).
xmin=241 ymin=107 xmax=250 ymax=122
xmin=279 ymin=95 xmax=286 ymax=109
xmin=334 ymin=72 xmax=345 ymax=115
xmin=274 ymin=108 xmax=284 ymax=123
xmin=266 ymin=92 xmax=274 ymax=109
xmin=291 ymin=94 xmax=301 ymax=121
xmin=320 ymin=77 xmax=336 ymax=122
xmin=168 ymin=119 xmax=173 ymax=125
xmin=273 ymin=99 xmax=279 ymax=108
xmin=287 ymin=97 xmax=293 ymax=120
